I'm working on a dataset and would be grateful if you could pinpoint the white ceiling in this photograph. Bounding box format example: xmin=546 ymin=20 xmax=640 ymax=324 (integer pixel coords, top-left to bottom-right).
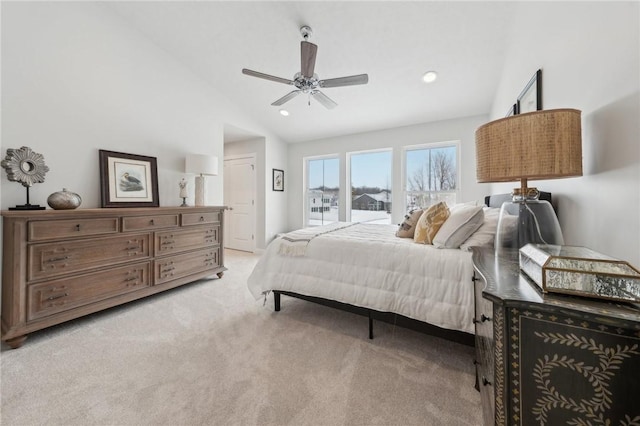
xmin=108 ymin=1 xmax=517 ymax=144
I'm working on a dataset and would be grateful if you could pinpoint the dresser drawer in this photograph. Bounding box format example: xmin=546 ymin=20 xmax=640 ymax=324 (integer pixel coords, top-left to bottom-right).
xmin=28 ymin=218 xmax=119 ymax=242
xmin=475 ymin=300 xmax=494 ymax=396
xmin=155 ymin=226 xmax=219 ymax=256
xmin=122 ymin=214 xmax=179 ymax=231
xmin=154 ymin=248 xmax=220 ymax=285
xmin=181 ymin=211 xmax=220 ymax=226
xmin=28 ymin=234 xmax=151 ymax=281
xmin=27 ymin=262 xmax=151 ymax=320
xmin=473 ymin=274 xmax=495 ymax=426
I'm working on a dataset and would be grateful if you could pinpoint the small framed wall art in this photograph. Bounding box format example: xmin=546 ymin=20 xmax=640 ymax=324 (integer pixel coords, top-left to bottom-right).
xmin=99 ymin=150 xmax=159 ymax=207
xmin=517 ymin=69 xmax=542 ymax=114
xmin=272 ymin=168 xmax=284 ymax=191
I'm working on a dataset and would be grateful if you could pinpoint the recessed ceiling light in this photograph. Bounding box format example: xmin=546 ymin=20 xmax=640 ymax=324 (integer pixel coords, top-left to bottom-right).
xmin=422 ymin=71 xmax=438 ymax=83
xmin=279 ymin=109 xmax=290 ymax=116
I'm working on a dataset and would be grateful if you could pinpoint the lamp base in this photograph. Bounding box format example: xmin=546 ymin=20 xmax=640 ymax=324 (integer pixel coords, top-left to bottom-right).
xmin=194 ymin=175 xmax=205 ymax=206
xmin=495 ymin=199 xmax=564 ymax=251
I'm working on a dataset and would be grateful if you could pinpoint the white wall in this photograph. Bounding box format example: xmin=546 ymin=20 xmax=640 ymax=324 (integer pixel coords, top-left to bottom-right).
xmin=264 ymin=134 xmax=289 ymax=245
xmin=490 ymin=1 xmax=640 ymax=265
xmin=1 ymin=2 xmax=289 ymax=247
xmin=286 ymin=115 xmax=490 ymax=232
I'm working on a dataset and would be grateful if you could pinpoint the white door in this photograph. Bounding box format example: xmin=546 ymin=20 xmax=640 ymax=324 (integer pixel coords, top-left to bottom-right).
xmin=224 ymin=155 xmax=256 ymax=252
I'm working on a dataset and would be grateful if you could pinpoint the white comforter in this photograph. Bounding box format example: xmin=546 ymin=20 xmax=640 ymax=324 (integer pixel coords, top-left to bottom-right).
xmin=247 ymin=222 xmax=474 ymax=334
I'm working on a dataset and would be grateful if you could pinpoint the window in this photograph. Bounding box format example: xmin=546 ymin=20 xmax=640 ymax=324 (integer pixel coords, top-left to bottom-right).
xmin=305 ymin=156 xmax=339 ymax=226
xmin=404 ymin=142 xmax=459 ymax=212
xmin=348 ymin=149 xmax=392 ymax=224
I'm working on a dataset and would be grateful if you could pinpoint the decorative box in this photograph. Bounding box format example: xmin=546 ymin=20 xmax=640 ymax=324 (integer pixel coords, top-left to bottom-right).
xmin=519 ymin=244 xmax=640 ymax=303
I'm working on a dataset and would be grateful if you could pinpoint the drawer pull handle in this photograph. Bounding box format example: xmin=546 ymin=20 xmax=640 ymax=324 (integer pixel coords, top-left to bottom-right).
xmin=199 ymin=216 xmax=205 ymax=221
xmin=161 ymin=241 xmax=175 ymax=245
xmin=162 ymin=267 xmax=175 ymax=273
xmin=124 ymin=276 xmax=138 ymax=282
xmin=473 ymin=314 xmax=492 ymax=324
xmin=47 ymin=256 xmax=69 ymax=262
xmin=482 ymin=376 xmax=492 ymax=387
xmin=125 ymin=246 xmax=139 ymax=251
xmin=150 ymin=219 xmax=155 ymax=225
xmin=47 ymin=293 xmax=68 ymax=301
xmin=75 ymin=224 xmax=81 ymax=231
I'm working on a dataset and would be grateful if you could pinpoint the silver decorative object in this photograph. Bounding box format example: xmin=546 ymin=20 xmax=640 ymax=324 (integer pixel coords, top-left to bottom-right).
xmin=47 ymin=188 xmax=82 ymax=210
xmin=1 ymin=146 xmax=50 ymax=210
xmin=519 ymin=244 xmax=640 ymax=303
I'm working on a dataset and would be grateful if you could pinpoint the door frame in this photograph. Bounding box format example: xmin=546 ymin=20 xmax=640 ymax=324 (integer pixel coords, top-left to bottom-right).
xmin=223 ymin=153 xmax=257 ymax=253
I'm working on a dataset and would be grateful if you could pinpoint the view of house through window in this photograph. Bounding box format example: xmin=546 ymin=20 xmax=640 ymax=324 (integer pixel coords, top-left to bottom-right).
xmin=306 ymin=156 xmax=339 ymax=226
xmin=349 ymin=150 xmax=392 ymax=224
xmin=305 ymin=145 xmax=457 ymax=226
xmin=405 ymin=143 xmax=458 ymax=212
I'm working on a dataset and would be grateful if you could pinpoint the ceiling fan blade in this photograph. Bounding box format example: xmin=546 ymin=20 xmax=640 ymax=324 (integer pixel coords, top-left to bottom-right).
xmin=319 ymin=74 xmax=369 ymax=88
xmin=271 ymin=90 xmax=301 ymax=106
xmin=311 ymin=91 xmax=338 ymax=109
xmin=242 ymin=69 xmax=293 ymax=85
xmin=301 ymin=41 xmax=318 ymax=78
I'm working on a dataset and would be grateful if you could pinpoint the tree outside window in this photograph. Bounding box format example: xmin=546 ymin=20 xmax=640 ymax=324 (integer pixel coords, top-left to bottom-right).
xmin=405 ymin=144 xmax=458 ymax=211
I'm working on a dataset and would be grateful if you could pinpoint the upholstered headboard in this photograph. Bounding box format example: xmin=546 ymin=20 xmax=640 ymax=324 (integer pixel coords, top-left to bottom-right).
xmin=484 ymin=191 xmax=554 ymax=210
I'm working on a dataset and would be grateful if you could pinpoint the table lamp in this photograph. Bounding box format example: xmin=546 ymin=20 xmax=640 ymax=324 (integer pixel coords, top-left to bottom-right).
xmin=185 ymin=154 xmax=218 ymax=206
xmin=475 ymin=109 xmax=582 ymax=250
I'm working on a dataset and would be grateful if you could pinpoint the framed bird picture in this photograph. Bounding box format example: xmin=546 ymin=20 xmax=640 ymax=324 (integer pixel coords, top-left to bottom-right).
xmin=272 ymin=168 xmax=284 ymax=192
xmin=99 ymin=150 xmax=159 ymax=207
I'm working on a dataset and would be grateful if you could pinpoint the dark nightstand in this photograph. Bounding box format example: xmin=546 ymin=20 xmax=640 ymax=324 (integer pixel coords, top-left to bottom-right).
xmin=471 ymin=247 xmax=640 ymax=426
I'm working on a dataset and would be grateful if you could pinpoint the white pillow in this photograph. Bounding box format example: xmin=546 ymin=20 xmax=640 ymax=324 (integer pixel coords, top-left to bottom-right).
xmin=447 ymin=200 xmax=479 ymax=211
xmin=433 ymin=205 xmax=484 ymax=249
xmin=459 ymin=207 xmax=500 ymax=251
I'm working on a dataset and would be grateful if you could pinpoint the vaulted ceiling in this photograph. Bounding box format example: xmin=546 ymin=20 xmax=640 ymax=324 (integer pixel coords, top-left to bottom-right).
xmin=108 ymin=2 xmax=517 ymax=143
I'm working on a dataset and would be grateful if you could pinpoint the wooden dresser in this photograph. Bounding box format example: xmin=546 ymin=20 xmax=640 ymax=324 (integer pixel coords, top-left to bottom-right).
xmin=1 ymin=206 xmax=226 ymax=348
xmin=472 ymin=247 xmax=640 ymax=425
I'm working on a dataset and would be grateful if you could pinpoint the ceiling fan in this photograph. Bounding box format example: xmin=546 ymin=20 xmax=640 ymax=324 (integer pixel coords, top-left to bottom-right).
xmin=242 ymin=26 xmax=368 ymax=110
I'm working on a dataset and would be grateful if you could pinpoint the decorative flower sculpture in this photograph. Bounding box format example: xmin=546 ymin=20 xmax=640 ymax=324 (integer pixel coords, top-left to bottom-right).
xmin=1 ymin=146 xmax=50 ymax=187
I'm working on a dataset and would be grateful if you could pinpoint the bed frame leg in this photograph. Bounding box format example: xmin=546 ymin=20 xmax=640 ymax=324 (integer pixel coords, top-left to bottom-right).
xmin=368 ymin=310 xmax=374 ymax=339
xmin=274 ymin=291 xmax=281 ymax=312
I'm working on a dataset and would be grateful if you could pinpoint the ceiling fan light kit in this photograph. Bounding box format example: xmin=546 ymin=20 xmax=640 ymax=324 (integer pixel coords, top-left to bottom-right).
xmin=242 ymin=26 xmax=369 ymax=109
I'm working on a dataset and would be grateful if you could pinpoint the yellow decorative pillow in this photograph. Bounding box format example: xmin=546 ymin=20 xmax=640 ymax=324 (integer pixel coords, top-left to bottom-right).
xmin=413 ymin=202 xmax=450 ymax=244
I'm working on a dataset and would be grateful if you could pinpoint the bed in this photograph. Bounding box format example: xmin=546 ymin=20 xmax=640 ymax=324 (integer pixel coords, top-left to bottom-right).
xmin=247 ymin=199 xmax=508 ymax=344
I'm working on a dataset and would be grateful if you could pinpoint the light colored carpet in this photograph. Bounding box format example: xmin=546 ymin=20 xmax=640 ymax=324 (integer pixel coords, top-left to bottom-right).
xmin=1 ymin=249 xmax=482 ymax=425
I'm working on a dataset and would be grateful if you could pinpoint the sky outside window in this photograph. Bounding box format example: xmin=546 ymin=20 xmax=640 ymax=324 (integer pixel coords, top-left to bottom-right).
xmin=308 ymin=158 xmax=339 ymax=189
xmin=350 ymin=150 xmax=392 ymax=189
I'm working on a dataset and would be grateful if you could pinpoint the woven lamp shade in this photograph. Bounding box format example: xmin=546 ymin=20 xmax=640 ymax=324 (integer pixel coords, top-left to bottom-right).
xmin=476 ymin=109 xmax=582 ymax=184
